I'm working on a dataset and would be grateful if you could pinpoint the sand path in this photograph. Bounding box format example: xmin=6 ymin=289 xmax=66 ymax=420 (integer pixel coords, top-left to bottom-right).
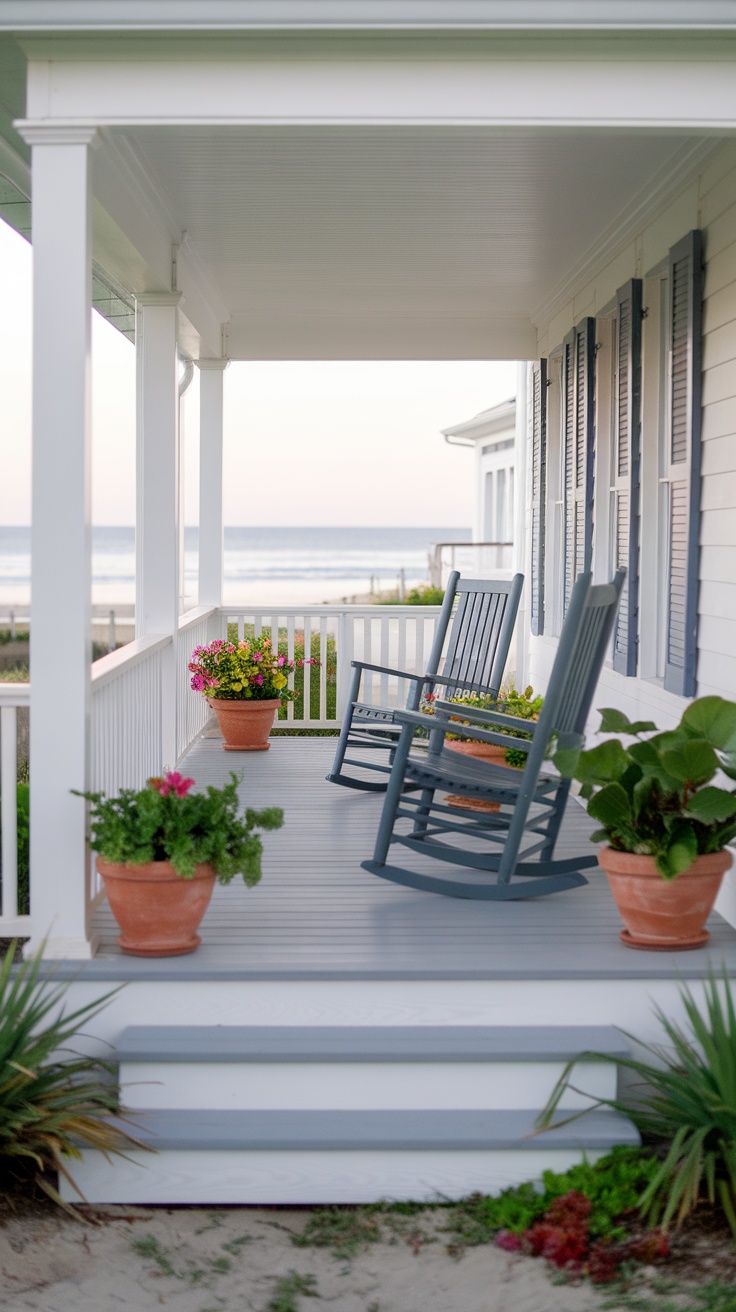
xmin=0 ymin=1204 xmax=611 ymax=1312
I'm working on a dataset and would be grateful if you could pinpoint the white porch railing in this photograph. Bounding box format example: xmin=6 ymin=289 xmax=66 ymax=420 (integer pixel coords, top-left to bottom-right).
xmin=0 ymin=682 xmax=31 ymax=937
xmin=90 ymin=635 xmax=170 ymax=797
xmin=8 ymin=603 xmax=444 ymax=938
xmin=176 ymin=606 xmax=220 ymax=759
xmin=219 ymin=606 xmax=444 ymax=730
xmin=428 ymin=541 xmax=513 ymax=589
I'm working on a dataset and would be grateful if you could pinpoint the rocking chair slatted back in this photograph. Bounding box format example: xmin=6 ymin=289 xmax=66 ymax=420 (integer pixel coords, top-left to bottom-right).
xmin=326 ymin=572 xmax=524 ymax=793
xmin=441 ymin=581 xmax=514 ymax=701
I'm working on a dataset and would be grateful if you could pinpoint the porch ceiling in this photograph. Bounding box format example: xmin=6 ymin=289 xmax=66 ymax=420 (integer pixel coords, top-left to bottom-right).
xmin=99 ymin=124 xmax=710 ymax=360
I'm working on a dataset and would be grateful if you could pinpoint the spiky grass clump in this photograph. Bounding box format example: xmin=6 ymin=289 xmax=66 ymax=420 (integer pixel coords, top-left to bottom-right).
xmin=0 ymin=942 xmax=148 ymax=1206
xmin=539 ymin=972 xmax=736 ymax=1234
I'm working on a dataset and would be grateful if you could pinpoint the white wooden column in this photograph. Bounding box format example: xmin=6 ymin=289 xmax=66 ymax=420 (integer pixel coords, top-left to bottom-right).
xmin=135 ymin=293 xmax=181 ymax=766
xmin=197 ymin=359 xmax=228 ymax=608
xmin=20 ymin=126 xmax=96 ymax=958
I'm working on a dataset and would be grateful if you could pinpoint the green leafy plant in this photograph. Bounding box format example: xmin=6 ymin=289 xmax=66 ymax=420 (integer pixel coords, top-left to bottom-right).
xmin=75 ymin=771 xmax=283 ymax=883
xmin=422 ymin=683 xmax=542 ymax=766
xmin=446 ymin=1147 xmax=658 ymax=1248
xmin=600 ymin=1282 xmax=736 ymax=1312
xmin=396 ymin=585 xmax=440 ymax=603
xmin=538 ymin=973 xmax=736 ymax=1235
xmin=0 ymin=783 xmax=29 ymax=916
xmin=0 ymin=942 xmax=147 ymax=1206
xmin=553 ymin=697 xmax=736 ymax=878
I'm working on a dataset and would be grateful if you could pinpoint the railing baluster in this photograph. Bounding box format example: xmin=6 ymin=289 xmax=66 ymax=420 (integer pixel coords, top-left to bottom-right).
xmin=302 ymin=614 xmax=312 ymax=725
xmin=320 ymin=617 xmax=328 ymax=722
xmin=286 ymin=615 xmax=295 ymax=722
xmin=379 ymin=612 xmax=389 ymax=708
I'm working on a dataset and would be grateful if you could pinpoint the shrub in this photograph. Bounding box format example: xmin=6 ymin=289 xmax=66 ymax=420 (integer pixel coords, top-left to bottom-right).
xmin=385 ymin=584 xmax=445 ymax=606
xmin=538 ymin=973 xmax=736 ymax=1234
xmin=0 ymin=942 xmax=147 ymax=1205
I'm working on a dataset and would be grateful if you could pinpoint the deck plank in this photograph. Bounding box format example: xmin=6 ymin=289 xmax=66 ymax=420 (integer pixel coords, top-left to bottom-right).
xmin=86 ymin=735 xmax=736 ymax=980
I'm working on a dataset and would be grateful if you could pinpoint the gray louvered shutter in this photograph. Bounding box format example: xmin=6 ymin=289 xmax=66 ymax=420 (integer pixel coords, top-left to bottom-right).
xmin=612 ymin=279 xmax=643 ymax=676
xmin=530 ymin=358 xmax=547 ymax=636
xmin=562 ymin=317 xmax=596 ymax=614
xmin=664 ymin=231 xmax=703 ymax=697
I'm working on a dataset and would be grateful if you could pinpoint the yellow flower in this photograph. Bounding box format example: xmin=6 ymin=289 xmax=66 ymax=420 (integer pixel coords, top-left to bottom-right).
xmin=232 ymin=682 xmax=243 ymax=691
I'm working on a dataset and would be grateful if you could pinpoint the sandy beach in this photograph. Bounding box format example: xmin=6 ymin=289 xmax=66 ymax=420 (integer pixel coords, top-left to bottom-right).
xmin=0 ymin=1203 xmax=610 ymax=1312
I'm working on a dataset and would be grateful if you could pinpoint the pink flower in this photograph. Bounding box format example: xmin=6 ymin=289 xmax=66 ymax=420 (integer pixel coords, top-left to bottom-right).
xmin=150 ymin=771 xmax=196 ymax=798
xmin=167 ymin=771 xmax=195 ymax=797
xmin=191 ymin=673 xmax=205 ymax=691
xmin=209 ymin=639 xmax=225 ymax=651
xmin=253 ymin=650 xmax=264 ymax=662
xmin=255 ymin=673 xmax=264 ymax=685
xmin=188 ymin=662 xmax=201 ymax=673
xmin=191 ymin=645 xmax=205 ymax=657
xmin=277 ymin=655 xmax=286 ymax=666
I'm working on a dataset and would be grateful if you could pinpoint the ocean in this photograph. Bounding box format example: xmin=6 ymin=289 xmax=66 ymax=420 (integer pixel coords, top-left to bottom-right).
xmin=0 ymin=525 xmax=471 ymax=609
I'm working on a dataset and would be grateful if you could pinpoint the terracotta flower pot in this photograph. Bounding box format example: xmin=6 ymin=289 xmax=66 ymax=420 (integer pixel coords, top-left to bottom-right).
xmin=206 ymin=697 xmax=281 ymax=751
xmin=445 ymin=740 xmax=509 ymax=813
xmin=597 ymin=846 xmax=732 ymax=951
xmin=97 ymin=858 xmax=217 ymax=957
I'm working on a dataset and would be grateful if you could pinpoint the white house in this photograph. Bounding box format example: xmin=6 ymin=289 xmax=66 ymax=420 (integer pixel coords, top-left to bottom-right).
xmin=442 ymin=396 xmax=517 ymax=547
xmin=2 ymin=0 xmax=736 ymax=1205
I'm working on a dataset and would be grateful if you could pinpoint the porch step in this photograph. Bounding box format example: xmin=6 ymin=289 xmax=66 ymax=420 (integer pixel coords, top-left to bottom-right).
xmin=62 ymin=1106 xmax=640 ymax=1205
xmin=117 ymin=1024 xmax=629 ymax=1111
xmin=59 ymin=1023 xmax=640 ymax=1204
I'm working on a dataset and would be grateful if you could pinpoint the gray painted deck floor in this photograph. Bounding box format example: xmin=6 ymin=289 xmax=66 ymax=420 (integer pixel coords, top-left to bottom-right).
xmin=87 ymin=732 xmax=736 ymax=981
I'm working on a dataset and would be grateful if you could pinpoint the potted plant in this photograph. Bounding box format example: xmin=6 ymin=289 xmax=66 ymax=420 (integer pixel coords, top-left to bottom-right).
xmin=189 ymin=635 xmax=313 ymax=750
xmin=75 ymin=772 xmax=283 ymax=957
xmin=553 ymin=697 xmax=736 ymax=950
xmin=423 ymin=685 xmax=542 ymax=812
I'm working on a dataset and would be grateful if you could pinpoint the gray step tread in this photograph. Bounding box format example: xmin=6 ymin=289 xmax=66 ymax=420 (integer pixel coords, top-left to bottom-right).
xmin=116 ymin=1024 xmax=630 ymax=1064
xmin=119 ymin=1107 xmax=639 ymax=1151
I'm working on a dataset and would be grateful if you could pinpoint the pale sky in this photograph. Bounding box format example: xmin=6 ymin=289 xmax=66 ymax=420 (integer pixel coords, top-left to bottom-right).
xmin=0 ymin=219 xmax=517 ymax=528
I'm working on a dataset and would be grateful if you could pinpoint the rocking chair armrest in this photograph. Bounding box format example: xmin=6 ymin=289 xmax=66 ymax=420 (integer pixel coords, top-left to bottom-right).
xmin=433 ymin=700 xmax=539 ymax=736
xmin=350 ymin=659 xmax=429 ymax=682
xmin=392 ymin=707 xmax=533 ymax=756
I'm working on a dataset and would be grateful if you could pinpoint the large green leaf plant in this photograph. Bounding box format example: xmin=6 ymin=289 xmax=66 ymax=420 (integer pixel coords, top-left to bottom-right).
xmin=553 ymin=696 xmax=736 ymax=879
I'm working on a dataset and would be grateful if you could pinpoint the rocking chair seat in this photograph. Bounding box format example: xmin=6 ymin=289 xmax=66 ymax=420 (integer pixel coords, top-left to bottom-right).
xmin=405 ymin=745 xmax=559 ymax=804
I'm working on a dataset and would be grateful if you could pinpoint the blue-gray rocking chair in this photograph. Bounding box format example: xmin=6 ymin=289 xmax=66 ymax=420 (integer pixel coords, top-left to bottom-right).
xmin=361 ymin=570 xmax=625 ymax=900
xmin=327 ymin=572 xmax=524 ymax=793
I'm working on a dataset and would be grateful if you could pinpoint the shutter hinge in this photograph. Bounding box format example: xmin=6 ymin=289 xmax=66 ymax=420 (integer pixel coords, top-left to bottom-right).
xmin=641 ymin=306 xmax=649 ymax=320
xmin=594 ymin=341 xmax=604 ymax=355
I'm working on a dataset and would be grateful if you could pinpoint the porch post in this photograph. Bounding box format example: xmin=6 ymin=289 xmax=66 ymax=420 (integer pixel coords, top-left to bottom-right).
xmin=20 ymin=126 xmax=96 ymax=957
xmin=135 ymin=293 xmax=182 ymax=767
xmin=197 ymin=359 xmax=228 ymax=609
xmin=514 ymin=360 xmax=530 ymax=687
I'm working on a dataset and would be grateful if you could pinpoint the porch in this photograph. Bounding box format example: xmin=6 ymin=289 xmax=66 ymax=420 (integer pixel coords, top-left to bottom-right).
xmin=83 ymin=733 xmax=736 ymax=983
xmin=48 ymin=729 xmax=736 ymax=1205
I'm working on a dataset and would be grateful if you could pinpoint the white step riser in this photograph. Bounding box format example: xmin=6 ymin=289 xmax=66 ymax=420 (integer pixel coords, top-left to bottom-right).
xmin=120 ymin=1059 xmax=617 ymax=1111
xmin=60 ymin=1146 xmax=610 ymax=1206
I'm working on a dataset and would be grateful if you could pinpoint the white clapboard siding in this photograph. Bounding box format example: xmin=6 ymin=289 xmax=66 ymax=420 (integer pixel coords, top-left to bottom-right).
xmin=531 ymin=141 xmax=736 ymax=724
